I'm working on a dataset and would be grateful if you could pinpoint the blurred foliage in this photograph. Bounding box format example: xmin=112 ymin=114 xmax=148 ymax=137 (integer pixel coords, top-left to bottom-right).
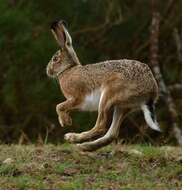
xmin=0 ymin=0 xmax=181 ymax=143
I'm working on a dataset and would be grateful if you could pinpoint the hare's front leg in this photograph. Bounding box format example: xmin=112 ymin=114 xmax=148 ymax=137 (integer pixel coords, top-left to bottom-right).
xmin=56 ymin=98 xmax=78 ymax=127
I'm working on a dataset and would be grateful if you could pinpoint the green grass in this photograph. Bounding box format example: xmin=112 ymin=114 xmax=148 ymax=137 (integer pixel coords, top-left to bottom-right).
xmin=55 ymin=162 xmax=76 ymax=175
xmin=0 ymin=164 xmax=19 ymax=176
xmin=62 ymin=178 xmax=82 ymax=190
xmin=0 ymin=144 xmax=181 ymax=190
xmin=13 ymin=176 xmax=46 ymax=190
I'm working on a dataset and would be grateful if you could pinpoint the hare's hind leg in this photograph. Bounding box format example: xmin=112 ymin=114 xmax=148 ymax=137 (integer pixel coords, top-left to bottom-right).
xmin=77 ymin=106 xmax=129 ymax=151
xmin=64 ymin=89 xmax=113 ymax=143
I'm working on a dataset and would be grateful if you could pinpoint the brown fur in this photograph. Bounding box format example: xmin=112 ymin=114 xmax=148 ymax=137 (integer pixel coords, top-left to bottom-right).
xmin=46 ymin=21 xmax=159 ymax=151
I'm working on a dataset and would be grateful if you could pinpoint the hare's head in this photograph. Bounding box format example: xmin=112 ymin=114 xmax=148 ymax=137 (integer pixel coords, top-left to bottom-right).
xmin=46 ymin=20 xmax=80 ymax=78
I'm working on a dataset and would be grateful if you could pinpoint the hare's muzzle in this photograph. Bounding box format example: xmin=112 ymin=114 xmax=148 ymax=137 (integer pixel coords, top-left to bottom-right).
xmin=46 ymin=62 xmax=54 ymax=77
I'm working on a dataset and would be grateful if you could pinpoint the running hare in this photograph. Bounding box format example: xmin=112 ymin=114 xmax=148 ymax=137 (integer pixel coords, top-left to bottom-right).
xmin=46 ymin=20 xmax=161 ymax=151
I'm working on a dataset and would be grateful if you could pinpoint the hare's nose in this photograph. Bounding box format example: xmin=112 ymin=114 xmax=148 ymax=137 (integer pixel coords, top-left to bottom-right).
xmin=49 ymin=66 xmax=54 ymax=74
xmin=46 ymin=64 xmax=53 ymax=75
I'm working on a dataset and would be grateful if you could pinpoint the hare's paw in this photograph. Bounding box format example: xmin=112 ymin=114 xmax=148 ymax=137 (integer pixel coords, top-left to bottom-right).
xmin=58 ymin=112 xmax=72 ymax=127
xmin=58 ymin=116 xmax=64 ymax=127
xmin=76 ymin=143 xmax=92 ymax=152
xmin=64 ymin=133 xmax=81 ymax=143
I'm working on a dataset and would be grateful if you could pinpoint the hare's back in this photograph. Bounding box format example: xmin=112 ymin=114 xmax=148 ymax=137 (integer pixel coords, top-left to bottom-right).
xmin=85 ymin=59 xmax=152 ymax=80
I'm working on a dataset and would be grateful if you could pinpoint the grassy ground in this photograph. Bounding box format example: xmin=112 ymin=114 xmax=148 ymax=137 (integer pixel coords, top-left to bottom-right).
xmin=0 ymin=144 xmax=181 ymax=190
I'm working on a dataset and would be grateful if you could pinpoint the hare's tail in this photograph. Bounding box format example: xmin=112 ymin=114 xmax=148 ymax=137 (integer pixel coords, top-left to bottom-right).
xmin=141 ymin=99 xmax=161 ymax=132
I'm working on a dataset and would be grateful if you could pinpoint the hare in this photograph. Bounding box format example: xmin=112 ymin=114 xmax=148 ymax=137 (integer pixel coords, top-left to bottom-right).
xmin=46 ymin=20 xmax=161 ymax=151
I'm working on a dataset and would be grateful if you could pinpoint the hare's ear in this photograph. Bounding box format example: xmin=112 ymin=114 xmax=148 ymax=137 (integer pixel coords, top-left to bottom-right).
xmin=51 ymin=20 xmax=80 ymax=65
xmin=51 ymin=20 xmax=72 ymax=49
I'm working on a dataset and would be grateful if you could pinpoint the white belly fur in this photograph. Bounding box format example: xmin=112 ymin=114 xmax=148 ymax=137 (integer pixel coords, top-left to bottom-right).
xmin=80 ymin=89 xmax=101 ymax=111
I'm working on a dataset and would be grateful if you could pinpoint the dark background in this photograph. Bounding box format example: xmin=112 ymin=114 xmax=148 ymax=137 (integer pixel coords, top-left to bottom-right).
xmin=0 ymin=0 xmax=181 ymax=144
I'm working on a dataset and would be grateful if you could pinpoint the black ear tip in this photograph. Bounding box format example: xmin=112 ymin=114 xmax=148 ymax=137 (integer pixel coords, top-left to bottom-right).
xmin=51 ymin=21 xmax=59 ymax=29
xmin=61 ymin=20 xmax=68 ymax=27
xmin=50 ymin=20 xmax=68 ymax=29
xmin=57 ymin=20 xmax=68 ymax=28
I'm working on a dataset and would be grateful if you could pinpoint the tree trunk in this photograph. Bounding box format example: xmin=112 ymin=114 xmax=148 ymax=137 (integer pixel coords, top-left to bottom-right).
xmin=149 ymin=1 xmax=182 ymax=145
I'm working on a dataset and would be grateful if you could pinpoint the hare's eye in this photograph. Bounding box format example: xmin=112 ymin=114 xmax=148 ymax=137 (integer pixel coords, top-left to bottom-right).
xmin=53 ymin=56 xmax=58 ymax=62
xmin=66 ymin=42 xmax=71 ymax=46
